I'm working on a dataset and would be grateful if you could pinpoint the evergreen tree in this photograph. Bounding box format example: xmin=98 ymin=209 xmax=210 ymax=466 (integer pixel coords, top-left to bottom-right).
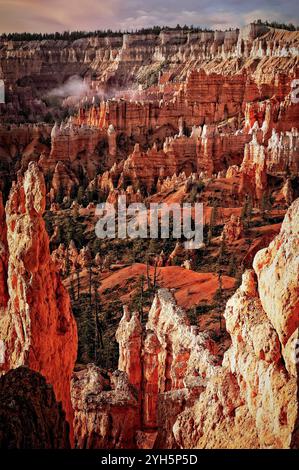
xmin=207 ymin=200 xmax=217 ymax=245
xmin=228 ymin=253 xmax=237 ymax=277
xmin=75 ymin=266 xmax=81 ymax=300
xmin=218 ymin=232 xmax=226 ymax=264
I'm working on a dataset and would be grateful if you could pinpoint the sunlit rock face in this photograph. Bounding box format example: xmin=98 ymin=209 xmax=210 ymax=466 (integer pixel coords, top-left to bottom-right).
xmin=71 ymin=200 xmax=298 ymax=448
xmin=71 ymin=364 xmax=140 ymax=449
xmin=173 ymin=199 xmax=299 ymax=449
xmin=0 ymin=162 xmax=77 ymax=438
xmin=253 ymin=198 xmax=299 ymax=363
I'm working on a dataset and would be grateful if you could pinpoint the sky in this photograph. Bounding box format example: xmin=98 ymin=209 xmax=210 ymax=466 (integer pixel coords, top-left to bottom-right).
xmin=0 ymin=0 xmax=298 ymax=33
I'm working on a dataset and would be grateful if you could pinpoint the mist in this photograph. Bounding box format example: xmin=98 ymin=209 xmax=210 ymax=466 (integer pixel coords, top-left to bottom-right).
xmin=48 ymin=75 xmax=89 ymax=99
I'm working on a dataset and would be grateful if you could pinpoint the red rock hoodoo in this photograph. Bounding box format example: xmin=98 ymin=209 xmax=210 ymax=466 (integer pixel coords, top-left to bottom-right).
xmin=0 ymin=163 xmax=77 ymax=436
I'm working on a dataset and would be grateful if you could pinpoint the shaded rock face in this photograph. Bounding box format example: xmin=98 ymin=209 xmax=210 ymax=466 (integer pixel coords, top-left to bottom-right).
xmin=71 ymin=199 xmax=298 ymax=448
xmin=0 ymin=162 xmax=77 ymax=436
xmin=0 ymin=367 xmax=70 ymax=449
xmin=0 ymin=124 xmax=53 ymax=205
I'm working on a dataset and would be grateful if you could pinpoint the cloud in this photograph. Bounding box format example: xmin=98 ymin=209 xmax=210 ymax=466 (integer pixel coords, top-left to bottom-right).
xmin=243 ymin=9 xmax=291 ymax=25
xmin=0 ymin=0 xmax=298 ymax=33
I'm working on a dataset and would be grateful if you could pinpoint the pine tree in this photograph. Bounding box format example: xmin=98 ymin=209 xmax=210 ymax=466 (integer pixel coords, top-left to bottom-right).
xmin=241 ymin=194 xmax=253 ymax=228
xmin=77 ymin=186 xmax=86 ymax=205
xmin=207 ymin=200 xmax=218 ymax=245
xmin=56 ymin=185 xmax=64 ymax=204
xmin=88 ymin=263 xmax=93 ymax=306
xmin=146 ymin=258 xmax=152 ymax=290
xmin=65 ymin=247 xmax=70 ymax=277
xmin=93 ymin=278 xmax=104 ymax=350
xmin=228 ymin=253 xmax=237 ymax=277
xmin=218 ymin=232 xmax=226 ymax=264
xmin=139 ymin=275 xmax=145 ymax=322
xmin=153 ymin=260 xmax=158 ymax=289
xmin=69 ymin=275 xmax=76 ymax=301
xmin=241 ymin=196 xmax=249 ymax=221
xmin=246 ymin=195 xmax=253 ymax=227
xmin=75 ymin=266 xmax=81 ymax=300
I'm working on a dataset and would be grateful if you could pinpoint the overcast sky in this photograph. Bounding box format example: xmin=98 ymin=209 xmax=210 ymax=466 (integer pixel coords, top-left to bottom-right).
xmin=0 ymin=0 xmax=298 ymax=33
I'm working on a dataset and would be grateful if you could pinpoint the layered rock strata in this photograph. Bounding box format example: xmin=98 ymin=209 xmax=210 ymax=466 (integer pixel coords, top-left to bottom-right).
xmin=1 ymin=24 xmax=298 ymax=123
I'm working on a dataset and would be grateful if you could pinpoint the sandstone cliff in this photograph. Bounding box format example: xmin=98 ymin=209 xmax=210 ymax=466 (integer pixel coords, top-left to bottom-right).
xmin=173 ymin=199 xmax=299 ymax=448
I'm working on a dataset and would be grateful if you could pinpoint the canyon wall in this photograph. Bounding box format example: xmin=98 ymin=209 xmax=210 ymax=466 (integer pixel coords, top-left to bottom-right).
xmin=0 ymin=23 xmax=298 ymax=450
xmin=0 ymin=24 xmax=298 ymax=205
xmin=1 ymin=24 xmax=299 ymax=123
xmin=169 ymin=198 xmax=299 ymax=448
xmin=75 ymin=67 xmax=297 ymax=136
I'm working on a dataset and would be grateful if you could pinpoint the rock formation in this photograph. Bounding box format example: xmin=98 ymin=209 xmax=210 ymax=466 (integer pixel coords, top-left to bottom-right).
xmin=1 ymin=24 xmax=298 ymax=124
xmin=253 ymin=199 xmax=299 ymax=357
xmin=1 ymin=25 xmax=297 ymax=209
xmin=0 ymin=162 xmax=77 ymax=435
xmin=71 ymin=199 xmax=299 ymax=448
xmin=71 ymin=365 xmax=140 ymax=449
xmin=0 ymin=367 xmax=71 ymax=449
xmin=173 ymin=199 xmax=299 ymax=448
xmin=0 ymin=22 xmax=298 ymax=451
xmin=222 ymin=214 xmax=244 ymax=243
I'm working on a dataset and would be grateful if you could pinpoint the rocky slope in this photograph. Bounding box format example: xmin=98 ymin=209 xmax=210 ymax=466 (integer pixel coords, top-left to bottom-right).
xmin=71 ymin=199 xmax=298 ymax=448
xmin=0 ymin=162 xmax=77 ymax=435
